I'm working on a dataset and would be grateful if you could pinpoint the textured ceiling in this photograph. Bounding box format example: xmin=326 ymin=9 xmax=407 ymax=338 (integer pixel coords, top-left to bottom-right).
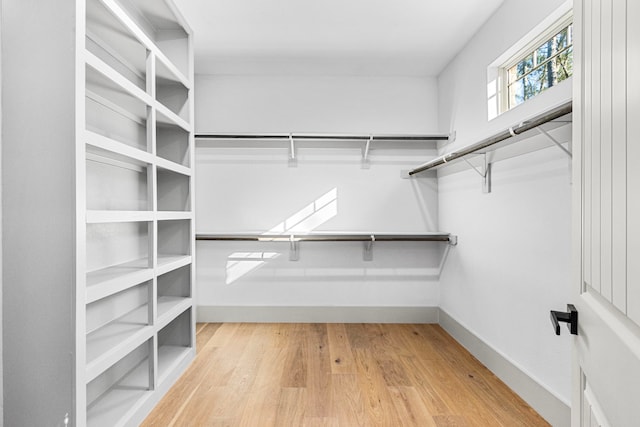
xmin=173 ymin=0 xmax=505 ymax=76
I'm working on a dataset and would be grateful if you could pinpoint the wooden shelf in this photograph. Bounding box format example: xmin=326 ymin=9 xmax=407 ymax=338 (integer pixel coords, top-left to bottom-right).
xmin=86 ymin=305 xmax=152 ymax=381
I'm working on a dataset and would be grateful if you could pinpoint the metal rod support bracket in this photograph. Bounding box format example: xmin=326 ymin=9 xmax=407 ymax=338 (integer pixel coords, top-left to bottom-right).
xmin=448 ymin=235 xmax=458 ymax=246
xmin=363 ymin=234 xmax=375 ymax=261
xmin=289 ymin=235 xmax=299 ymax=261
xmin=362 ymin=135 xmax=373 ymax=168
xmin=288 ymin=134 xmax=297 ymax=166
xmin=483 ymin=159 xmax=492 ymax=194
xmin=461 ymin=154 xmax=491 ymax=193
xmin=536 ymin=127 xmax=572 ymax=158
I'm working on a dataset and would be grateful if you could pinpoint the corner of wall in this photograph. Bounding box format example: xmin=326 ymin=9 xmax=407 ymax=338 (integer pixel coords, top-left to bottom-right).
xmin=1 ymin=1 xmax=5 ymax=422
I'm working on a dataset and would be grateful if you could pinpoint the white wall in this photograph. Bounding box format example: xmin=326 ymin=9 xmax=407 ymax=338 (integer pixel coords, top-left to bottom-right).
xmin=195 ymin=75 xmax=445 ymax=316
xmin=437 ymin=0 xmax=572 ymax=414
xmin=196 ymin=74 xmax=439 ymax=134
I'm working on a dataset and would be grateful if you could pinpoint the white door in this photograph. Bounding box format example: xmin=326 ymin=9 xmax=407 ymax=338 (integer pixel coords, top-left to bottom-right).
xmin=571 ymin=0 xmax=640 ymax=425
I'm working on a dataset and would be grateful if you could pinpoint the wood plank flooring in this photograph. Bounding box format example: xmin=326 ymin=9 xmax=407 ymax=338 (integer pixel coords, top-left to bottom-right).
xmin=142 ymin=323 xmax=550 ymax=426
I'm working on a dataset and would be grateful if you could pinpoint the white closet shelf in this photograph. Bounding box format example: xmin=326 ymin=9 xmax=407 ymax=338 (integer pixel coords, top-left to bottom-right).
xmin=157 ymin=211 xmax=193 ymax=221
xmin=157 ymin=254 xmax=192 ymax=276
xmin=86 ymin=305 xmax=152 ymax=382
xmin=98 ymin=0 xmax=191 ymax=82
xmin=86 ymin=259 xmax=153 ymax=304
xmin=86 ymin=0 xmax=148 ymax=79
xmin=156 ymin=157 xmax=191 ymax=176
xmin=86 ymin=130 xmax=153 ymax=166
xmin=156 ymin=55 xmax=191 ymax=91
xmin=157 ymin=104 xmax=191 ymax=132
xmin=87 ymin=360 xmax=152 ymax=427
xmin=86 ymin=210 xmax=154 ymax=223
xmin=86 ymin=50 xmax=154 ymax=108
xmin=158 ymin=345 xmax=193 ymax=385
xmin=157 ymin=296 xmax=192 ymax=329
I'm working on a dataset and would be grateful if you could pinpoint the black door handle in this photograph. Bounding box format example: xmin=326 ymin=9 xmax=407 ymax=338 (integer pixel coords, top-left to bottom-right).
xmin=550 ymin=304 xmax=578 ymax=335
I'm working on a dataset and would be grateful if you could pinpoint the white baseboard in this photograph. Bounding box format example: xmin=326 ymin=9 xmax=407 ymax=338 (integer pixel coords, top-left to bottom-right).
xmin=196 ymin=305 xmax=439 ymax=324
xmin=438 ymin=309 xmax=570 ymax=427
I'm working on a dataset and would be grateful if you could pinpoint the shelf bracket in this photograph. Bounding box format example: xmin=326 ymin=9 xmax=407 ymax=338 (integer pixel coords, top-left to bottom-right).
xmin=289 ymin=235 xmax=300 ymax=261
xmin=363 ymin=234 xmax=375 ymax=261
xmin=362 ymin=135 xmax=373 ymax=169
xmin=288 ymin=134 xmax=297 ymax=166
xmin=536 ymin=127 xmax=572 ymax=158
xmin=462 ymin=153 xmax=491 ymax=193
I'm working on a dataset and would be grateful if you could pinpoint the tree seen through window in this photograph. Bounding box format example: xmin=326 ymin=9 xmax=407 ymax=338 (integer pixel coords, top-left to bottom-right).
xmin=507 ymin=23 xmax=573 ymax=108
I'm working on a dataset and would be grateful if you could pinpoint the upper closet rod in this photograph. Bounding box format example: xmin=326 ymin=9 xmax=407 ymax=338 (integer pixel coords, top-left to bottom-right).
xmin=408 ymin=101 xmax=573 ymax=176
xmin=195 ymin=133 xmax=449 ymax=141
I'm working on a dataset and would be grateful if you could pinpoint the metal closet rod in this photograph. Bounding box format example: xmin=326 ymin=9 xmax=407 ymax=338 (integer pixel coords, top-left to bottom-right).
xmin=195 ymin=133 xmax=449 ymax=141
xmin=196 ymin=232 xmax=453 ymax=242
xmin=408 ymin=101 xmax=573 ymax=176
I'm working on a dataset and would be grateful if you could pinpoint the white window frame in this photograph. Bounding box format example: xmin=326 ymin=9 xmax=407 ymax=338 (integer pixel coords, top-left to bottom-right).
xmin=487 ymin=1 xmax=573 ymax=120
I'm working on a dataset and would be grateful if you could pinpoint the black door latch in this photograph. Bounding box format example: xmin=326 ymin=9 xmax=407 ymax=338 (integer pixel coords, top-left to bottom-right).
xmin=550 ymin=304 xmax=578 ymax=335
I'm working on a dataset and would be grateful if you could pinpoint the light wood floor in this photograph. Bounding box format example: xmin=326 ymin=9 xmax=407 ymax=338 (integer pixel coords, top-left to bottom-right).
xmin=142 ymin=323 xmax=549 ymax=426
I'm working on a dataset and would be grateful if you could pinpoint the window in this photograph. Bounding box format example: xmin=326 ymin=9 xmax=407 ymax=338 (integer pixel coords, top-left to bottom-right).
xmin=505 ymin=23 xmax=573 ymax=109
xmin=486 ymin=3 xmax=573 ymax=120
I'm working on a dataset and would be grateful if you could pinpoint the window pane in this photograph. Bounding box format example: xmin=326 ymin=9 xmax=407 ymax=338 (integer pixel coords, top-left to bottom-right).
xmin=554 ymin=46 xmax=573 ymax=81
xmin=536 ymin=40 xmax=553 ymax=64
xmin=524 ymin=67 xmax=546 ymax=100
xmin=509 ymin=79 xmax=525 ymax=107
xmin=555 ymin=27 xmax=569 ymax=50
xmin=503 ymin=21 xmax=573 ymax=111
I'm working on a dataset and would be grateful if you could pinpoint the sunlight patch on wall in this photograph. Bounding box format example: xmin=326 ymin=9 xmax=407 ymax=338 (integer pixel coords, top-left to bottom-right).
xmin=225 ymin=188 xmax=338 ymax=284
xmin=266 ymin=188 xmax=338 ymax=234
xmin=226 ymin=252 xmax=280 ymax=284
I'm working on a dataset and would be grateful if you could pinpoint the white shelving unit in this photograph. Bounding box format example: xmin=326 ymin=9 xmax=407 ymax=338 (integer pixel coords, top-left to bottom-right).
xmin=2 ymin=0 xmax=195 ymax=425
xmin=82 ymin=0 xmax=195 ymax=425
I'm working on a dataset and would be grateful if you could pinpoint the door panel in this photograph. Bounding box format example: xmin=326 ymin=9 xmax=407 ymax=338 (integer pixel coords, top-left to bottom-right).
xmin=627 ymin=0 xmax=640 ymax=325
xmin=573 ymin=0 xmax=640 ymax=425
